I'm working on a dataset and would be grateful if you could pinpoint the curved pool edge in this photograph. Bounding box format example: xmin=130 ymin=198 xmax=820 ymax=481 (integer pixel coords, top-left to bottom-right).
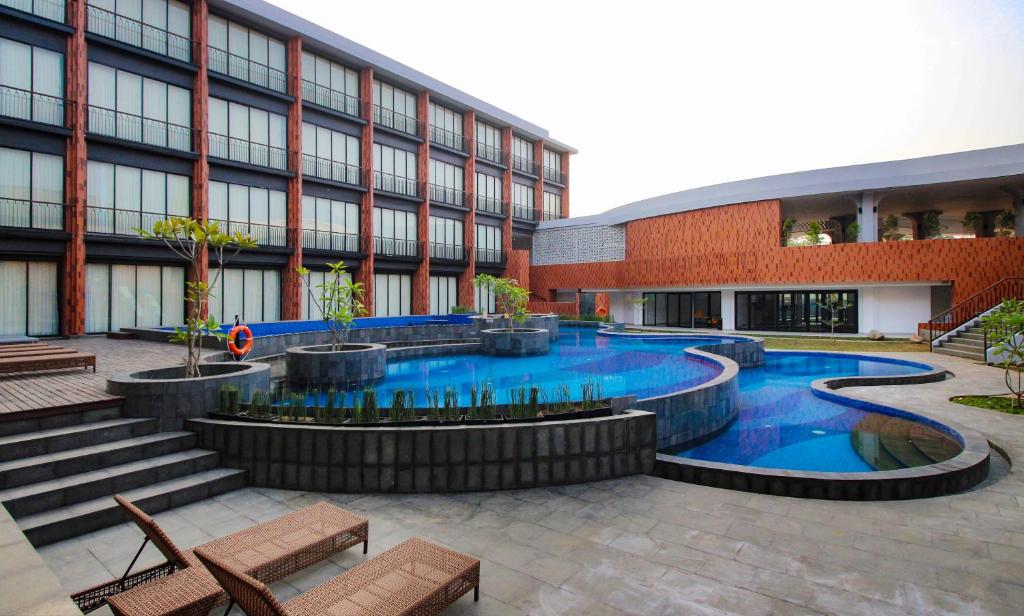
xmin=655 ymin=354 xmax=991 ymax=500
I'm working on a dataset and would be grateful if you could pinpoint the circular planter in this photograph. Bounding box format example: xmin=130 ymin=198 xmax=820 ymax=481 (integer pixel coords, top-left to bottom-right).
xmin=107 ymin=362 xmax=270 ymax=431
xmin=479 ymin=328 xmax=550 ymax=356
xmin=285 ymin=343 xmax=386 ymax=388
xmin=472 ymin=313 xmax=559 ymax=341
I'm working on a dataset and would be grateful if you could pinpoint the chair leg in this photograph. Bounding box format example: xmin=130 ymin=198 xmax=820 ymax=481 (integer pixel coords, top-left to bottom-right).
xmin=224 ymin=600 xmax=236 ymax=615
xmin=363 ymin=540 xmax=368 ymax=554
xmin=474 ymin=586 xmax=479 ymax=602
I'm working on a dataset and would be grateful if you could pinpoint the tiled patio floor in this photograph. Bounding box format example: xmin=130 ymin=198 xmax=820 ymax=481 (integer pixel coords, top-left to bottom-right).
xmin=35 ymin=353 xmax=1024 ymax=615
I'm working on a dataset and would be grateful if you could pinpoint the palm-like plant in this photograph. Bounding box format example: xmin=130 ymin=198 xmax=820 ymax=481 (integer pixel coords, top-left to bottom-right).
xmin=296 ymin=261 xmax=367 ymax=351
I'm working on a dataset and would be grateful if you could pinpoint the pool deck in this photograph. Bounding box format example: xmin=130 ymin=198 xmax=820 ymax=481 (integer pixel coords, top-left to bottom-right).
xmin=22 ymin=348 xmax=1022 ymax=615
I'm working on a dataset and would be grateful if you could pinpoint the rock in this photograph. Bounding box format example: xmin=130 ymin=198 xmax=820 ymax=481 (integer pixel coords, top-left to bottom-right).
xmin=909 ymin=334 xmax=925 ymax=344
xmin=868 ymin=330 xmax=885 ymax=341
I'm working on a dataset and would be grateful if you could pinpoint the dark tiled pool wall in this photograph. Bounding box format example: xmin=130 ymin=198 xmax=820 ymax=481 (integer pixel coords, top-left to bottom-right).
xmin=285 ymin=344 xmax=387 ymax=388
xmin=474 ymin=314 xmax=561 ymax=341
xmin=695 ymin=339 xmax=764 ymax=368
xmin=186 ymin=410 xmax=657 ymax=493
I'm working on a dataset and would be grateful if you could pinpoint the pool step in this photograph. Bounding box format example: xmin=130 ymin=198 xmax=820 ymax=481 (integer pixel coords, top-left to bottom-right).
xmin=908 ymin=423 xmax=962 ymax=463
xmin=849 ymin=415 xmax=953 ymax=470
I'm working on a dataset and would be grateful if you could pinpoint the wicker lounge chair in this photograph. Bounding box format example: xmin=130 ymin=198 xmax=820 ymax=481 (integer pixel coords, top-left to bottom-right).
xmin=0 ymin=351 xmax=96 ymax=374
xmin=194 ymin=537 xmax=480 ymax=616
xmin=72 ymin=496 xmax=369 ymax=615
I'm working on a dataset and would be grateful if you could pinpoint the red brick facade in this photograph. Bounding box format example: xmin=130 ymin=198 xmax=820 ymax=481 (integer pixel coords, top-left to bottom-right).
xmin=459 ymin=112 xmax=478 ymax=309
xmin=413 ymin=92 xmax=431 ymax=315
xmin=282 ymin=36 xmax=304 ymax=320
xmin=61 ymin=0 xmax=88 ymax=335
xmin=356 ymin=66 xmax=376 ymax=315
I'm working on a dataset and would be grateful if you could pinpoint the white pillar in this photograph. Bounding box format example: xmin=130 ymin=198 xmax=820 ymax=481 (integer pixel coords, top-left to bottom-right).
xmin=856 ymin=192 xmax=880 ymax=242
xmin=721 ymin=290 xmax=736 ymax=330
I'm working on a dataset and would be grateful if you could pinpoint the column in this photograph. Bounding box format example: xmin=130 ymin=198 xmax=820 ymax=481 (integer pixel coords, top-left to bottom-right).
xmin=191 ymin=0 xmax=211 ymax=317
xmin=282 ymin=36 xmax=304 ymax=319
xmin=412 ymin=91 xmax=431 ymax=314
xmin=856 ymin=191 xmax=879 ymax=242
xmin=560 ymin=150 xmax=571 ymax=218
xmin=356 ymin=67 xmax=375 ymax=315
xmin=61 ymin=0 xmax=88 ymax=335
xmin=501 ymin=128 xmax=514 ymax=277
xmin=532 ymin=137 xmax=544 ymax=223
xmin=458 ymin=111 xmax=477 ymax=309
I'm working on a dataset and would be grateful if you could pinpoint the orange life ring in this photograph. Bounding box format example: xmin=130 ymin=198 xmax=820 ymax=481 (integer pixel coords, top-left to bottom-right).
xmin=596 ymin=306 xmax=608 ymax=317
xmin=227 ymin=325 xmax=253 ymax=358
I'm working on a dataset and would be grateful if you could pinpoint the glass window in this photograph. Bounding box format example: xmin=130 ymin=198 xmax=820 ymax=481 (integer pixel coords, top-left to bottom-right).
xmin=301 ymin=122 xmax=360 ymax=184
xmin=86 ymin=0 xmax=192 ymax=62
xmin=374 ymin=273 xmax=412 ymax=316
xmin=300 ymin=267 xmax=352 ymax=320
xmin=543 ymin=191 xmax=562 ymax=220
xmin=0 ymin=147 xmax=64 ymax=230
xmin=512 ymin=183 xmax=534 ymax=219
xmin=210 ymin=267 xmax=281 ymax=323
xmin=372 ymin=79 xmax=417 ymax=134
xmin=372 ymin=143 xmax=418 ymax=197
xmin=475 ymin=121 xmax=502 ymax=164
xmin=300 ymin=196 xmax=359 ymax=252
xmin=207 ymin=15 xmax=286 ymax=92
xmin=475 ymin=173 xmax=503 ymax=213
xmin=208 ymin=180 xmax=287 ymax=246
xmin=208 ymin=97 xmax=286 ymax=170
xmin=0 ymin=37 xmax=64 ymax=126
xmin=0 ymin=260 xmax=58 ymax=336
xmin=301 ymin=51 xmax=359 ymax=116
xmin=428 ymin=102 xmax=463 ymax=150
xmin=475 ymin=223 xmax=502 ymax=262
xmin=87 ymin=62 xmax=191 ymax=151
xmin=429 ymin=275 xmax=458 ymax=315
xmin=428 ymin=159 xmax=464 ymax=206
xmin=373 ymin=206 xmax=417 ymax=256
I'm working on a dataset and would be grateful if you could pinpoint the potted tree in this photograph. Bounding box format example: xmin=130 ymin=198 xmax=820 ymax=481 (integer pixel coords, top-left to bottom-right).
xmin=475 ymin=275 xmax=551 ymax=356
xmin=286 ymin=261 xmax=385 ymax=387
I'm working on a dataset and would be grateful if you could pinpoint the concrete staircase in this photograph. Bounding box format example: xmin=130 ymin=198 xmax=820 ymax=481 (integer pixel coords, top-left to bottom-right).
xmin=934 ymin=322 xmax=987 ymax=361
xmin=0 ymin=404 xmax=245 ymax=546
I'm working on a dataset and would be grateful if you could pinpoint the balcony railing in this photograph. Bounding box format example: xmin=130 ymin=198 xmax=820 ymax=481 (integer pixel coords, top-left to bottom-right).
xmin=428 ymin=184 xmax=467 ymax=208
xmin=542 ymin=209 xmax=564 ymax=222
xmin=210 ymin=219 xmax=287 ymax=247
xmin=512 ymin=204 xmax=535 ymax=221
xmin=1 ymin=0 xmax=65 ymax=23
xmin=476 ymin=247 xmax=505 ymax=264
xmin=373 ymin=171 xmax=420 ymax=198
xmin=476 ymin=141 xmax=504 ymax=165
xmin=86 ymin=4 xmax=192 ymax=63
xmin=88 ymin=105 xmax=194 ymax=152
xmin=209 ymin=132 xmax=288 ymax=170
xmin=373 ymin=236 xmax=418 ymax=258
xmin=373 ymin=105 xmax=419 ymax=136
xmin=86 ymin=206 xmax=171 ymax=236
xmin=301 ymin=80 xmax=361 ymax=117
xmin=0 ymin=85 xmax=65 ymax=127
xmin=510 ymin=154 xmax=537 ymax=175
xmin=543 ymin=166 xmax=565 ymax=184
xmin=301 ymin=154 xmax=362 ymax=186
xmin=301 ymin=229 xmax=360 ymax=253
xmin=429 ymin=242 xmax=465 ymax=261
xmin=208 ymin=46 xmax=287 ymax=93
xmin=1 ymin=198 xmax=63 ymax=230
xmin=429 ymin=125 xmax=464 ymax=152
xmin=476 ymin=195 xmax=506 ymax=216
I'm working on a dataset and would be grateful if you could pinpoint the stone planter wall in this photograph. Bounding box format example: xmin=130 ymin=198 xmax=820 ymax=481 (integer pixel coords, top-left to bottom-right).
xmin=285 ymin=344 xmax=386 ymax=388
xmin=692 ymin=338 xmax=764 ymax=368
xmin=107 ymin=362 xmax=270 ymax=431
xmin=473 ymin=314 xmax=560 ymax=341
xmin=479 ymin=328 xmax=551 ymax=356
xmin=186 ymin=410 xmax=656 ymax=493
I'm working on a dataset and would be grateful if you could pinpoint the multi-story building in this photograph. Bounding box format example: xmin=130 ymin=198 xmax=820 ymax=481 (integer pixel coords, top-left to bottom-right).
xmin=531 ymin=144 xmax=1024 ymax=336
xmin=0 ymin=0 xmax=573 ymax=336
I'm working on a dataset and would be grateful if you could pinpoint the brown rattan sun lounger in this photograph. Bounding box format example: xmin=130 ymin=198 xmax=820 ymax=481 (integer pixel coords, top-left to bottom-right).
xmin=0 ymin=347 xmax=77 ymax=359
xmin=0 ymin=352 xmax=96 ymax=374
xmin=195 ymin=537 xmax=480 ymax=616
xmin=71 ymin=497 xmax=369 ymax=615
xmin=0 ymin=342 xmax=51 ymax=351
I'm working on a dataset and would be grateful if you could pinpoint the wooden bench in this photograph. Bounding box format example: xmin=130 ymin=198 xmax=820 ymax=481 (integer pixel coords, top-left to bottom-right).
xmin=0 ymin=352 xmax=96 ymax=374
xmin=0 ymin=347 xmax=77 ymax=359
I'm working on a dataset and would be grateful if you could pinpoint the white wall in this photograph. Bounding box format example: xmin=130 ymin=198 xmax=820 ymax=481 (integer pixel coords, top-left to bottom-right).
xmin=609 ymin=291 xmax=644 ymax=325
xmin=721 ymin=290 xmax=736 ymax=330
xmin=858 ymin=286 xmax=934 ymax=335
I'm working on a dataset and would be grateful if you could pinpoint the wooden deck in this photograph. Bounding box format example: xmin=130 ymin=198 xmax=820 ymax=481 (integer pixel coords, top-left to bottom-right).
xmin=0 ymin=337 xmax=216 ymax=417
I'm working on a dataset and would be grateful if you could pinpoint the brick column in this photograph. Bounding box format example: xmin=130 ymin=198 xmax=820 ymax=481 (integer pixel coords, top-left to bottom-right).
xmin=282 ymin=36 xmax=304 ymax=319
xmin=356 ymin=67 xmax=375 ymax=315
xmin=458 ymin=111 xmax=477 ymax=309
xmin=412 ymin=91 xmax=431 ymax=314
xmin=532 ymin=138 xmax=544 ymax=223
xmin=191 ymin=0 xmax=210 ymax=318
xmin=61 ymin=0 xmax=87 ymax=335
xmin=561 ymin=150 xmax=570 ymax=218
xmin=501 ymin=128 xmax=514 ymax=278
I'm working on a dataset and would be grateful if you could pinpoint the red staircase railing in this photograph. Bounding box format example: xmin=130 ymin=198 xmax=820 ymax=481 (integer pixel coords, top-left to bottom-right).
xmin=927 ymin=278 xmax=1024 ymax=348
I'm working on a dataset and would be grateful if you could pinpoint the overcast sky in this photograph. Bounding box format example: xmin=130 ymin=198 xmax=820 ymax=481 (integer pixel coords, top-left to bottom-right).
xmin=270 ymin=0 xmax=1024 ymax=217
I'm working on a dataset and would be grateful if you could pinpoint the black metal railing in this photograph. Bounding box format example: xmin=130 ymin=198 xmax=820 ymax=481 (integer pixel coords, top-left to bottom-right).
xmin=476 ymin=247 xmax=505 ymax=264
xmin=86 ymin=4 xmax=192 ymax=63
xmin=512 ymin=204 xmax=535 ymax=221
xmin=373 ymin=236 xmax=418 ymax=257
xmin=373 ymin=171 xmax=420 ymax=198
xmin=373 ymin=105 xmax=419 ymax=136
xmin=209 ymin=219 xmax=287 ymax=246
xmin=208 ymin=46 xmax=287 ymax=93
xmin=0 ymin=85 xmax=65 ymax=127
xmin=928 ymin=277 xmax=1024 ymax=347
xmin=301 ymin=80 xmax=361 ymax=117
xmin=86 ymin=207 xmax=169 ymax=235
xmin=88 ymin=105 xmax=194 ymax=152
xmin=1 ymin=198 xmax=63 ymax=230
xmin=542 ymin=209 xmax=563 ymax=222
xmin=429 ymin=125 xmax=464 ymax=151
xmin=209 ymin=132 xmax=288 ymax=170
xmin=1 ymin=0 xmax=65 ymax=23
xmin=301 ymin=154 xmax=362 ymax=185
xmin=510 ymin=154 xmax=537 ymax=175
xmin=476 ymin=141 xmax=504 ymax=165
xmin=301 ymin=229 xmax=360 ymax=253
xmin=429 ymin=242 xmax=465 ymax=261
xmin=476 ymin=195 xmax=505 ymax=216
xmin=543 ymin=166 xmax=565 ymax=184
xmin=428 ymin=184 xmax=466 ymax=207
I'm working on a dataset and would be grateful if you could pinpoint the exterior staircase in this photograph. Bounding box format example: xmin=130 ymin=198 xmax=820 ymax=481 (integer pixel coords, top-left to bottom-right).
xmin=934 ymin=322 xmax=986 ymax=361
xmin=0 ymin=404 xmax=245 ymax=546
xmin=928 ymin=277 xmax=1024 ymax=363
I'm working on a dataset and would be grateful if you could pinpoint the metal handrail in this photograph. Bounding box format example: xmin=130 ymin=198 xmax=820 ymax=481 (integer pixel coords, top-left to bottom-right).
xmin=301 ymin=228 xmax=360 ymax=253
xmin=373 ymin=171 xmax=421 ymax=198
xmin=87 ymin=105 xmax=195 ymax=152
xmin=928 ymin=277 xmax=1024 ymax=348
xmin=86 ymin=206 xmax=171 ymax=235
xmin=429 ymin=242 xmax=465 ymax=261
xmin=209 ymin=132 xmax=288 ymax=170
xmin=543 ymin=166 xmax=565 ymax=184
xmin=510 ymin=154 xmax=537 ymax=175
xmin=208 ymin=45 xmax=287 ymax=93
xmin=542 ymin=209 xmax=564 ymax=221
xmin=86 ymin=4 xmax=193 ymax=63
xmin=373 ymin=236 xmax=419 ymax=257
xmin=208 ymin=219 xmax=287 ymax=246
xmin=0 ymin=198 xmax=63 ymax=230
xmin=300 ymin=80 xmax=361 ymax=117
xmin=512 ymin=204 xmax=535 ymax=221
xmin=372 ymin=104 xmax=421 ymax=136
xmin=428 ymin=184 xmax=466 ymax=207
xmin=0 ymin=85 xmax=66 ymax=127
xmin=301 ymin=154 xmax=362 ymax=185
xmin=0 ymin=0 xmax=66 ymax=23
xmin=429 ymin=125 xmax=465 ymax=152
xmin=476 ymin=247 xmax=505 ymax=264
xmin=476 ymin=141 xmax=504 ymax=165
xmin=476 ymin=195 xmax=506 ymax=216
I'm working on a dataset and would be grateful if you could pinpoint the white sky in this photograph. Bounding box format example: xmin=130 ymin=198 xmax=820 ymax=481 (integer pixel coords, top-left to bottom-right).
xmin=269 ymin=0 xmax=1024 ymax=217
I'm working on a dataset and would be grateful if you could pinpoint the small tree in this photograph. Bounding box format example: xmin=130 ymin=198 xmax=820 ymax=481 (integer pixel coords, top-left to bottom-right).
xmin=981 ymin=299 xmax=1024 ymax=409
xmin=780 ymin=218 xmax=795 ymax=246
xmin=823 ymin=296 xmax=853 ymax=342
xmin=139 ymin=218 xmax=256 ymax=378
xmin=845 ymin=221 xmax=861 ymax=243
xmin=996 ymin=210 xmax=1016 ymax=237
xmin=805 ymin=221 xmax=824 ymax=246
xmin=961 ymin=212 xmax=981 ymax=236
xmin=921 ymin=211 xmax=943 ymax=239
xmin=475 ymin=274 xmax=529 ymax=333
xmin=880 ymin=215 xmax=905 ymax=242
xmin=297 ymin=261 xmax=366 ymax=351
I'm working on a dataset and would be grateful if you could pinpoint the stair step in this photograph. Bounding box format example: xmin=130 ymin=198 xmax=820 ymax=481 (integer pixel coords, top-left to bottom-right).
xmin=0 ymin=432 xmax=196 ymax=490
xmin=941 ymin=341 xmax=984 ymax=352
xmin=19 ymin=467 xmax=247 ymax=546
xmin=879 ymin=431 xmax=934 ymax=469
xmin=0 ymin=418 xmax=158 ymax=462
xmin=933 ymin=346 xmax=985 ymax=361
xmin=908 ymin=424 xmax=962 ymax=464
xmin=956 ymin=332 xmax=985 ymax=342
xmin=0 ymin=449 xmax=220 ymax=518
xmin=0 ymin=405 xmax=123 ymax=438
